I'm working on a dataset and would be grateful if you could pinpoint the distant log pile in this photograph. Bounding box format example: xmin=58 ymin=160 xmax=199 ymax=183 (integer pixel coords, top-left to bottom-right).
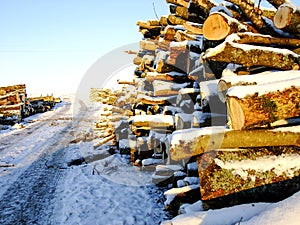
xmin=0 ymin=84 xmax=60 ymax=125
xmin=91 ymin=0 xmax=300 ymax=214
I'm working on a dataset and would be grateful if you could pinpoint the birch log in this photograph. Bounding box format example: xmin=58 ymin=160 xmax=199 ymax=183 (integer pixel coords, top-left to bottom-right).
xmin=218 ymin=70 xmax=300 ymax=103
xmin=227 ymin=77 xmax=300 ymax=130
xmin=274 ymin=3 xmax=300 ymax=36
xmin=169 ymin=126 xmax=300 ymax=160
xmin=202 ymin=40 xmax=300 ymax=70
xmin=203 ymin=12 xmax=249 ymax=41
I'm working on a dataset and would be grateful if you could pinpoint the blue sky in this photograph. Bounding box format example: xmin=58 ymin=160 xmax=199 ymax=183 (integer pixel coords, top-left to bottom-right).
xmin=0 ymin=0 xmax=169 ymax=96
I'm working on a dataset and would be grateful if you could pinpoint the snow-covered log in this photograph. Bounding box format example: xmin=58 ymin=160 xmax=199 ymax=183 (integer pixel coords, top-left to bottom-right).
xmin=197 ymin=146 xmax=300 ymax=204
xmin=183 ymin=21 xmax=203 ymax=35
xmin=145 ymin=71 xmax=189 ymax=83
xmin=188 ymin=0 xmax=218 ymax=20
xmin=168 ymin=14 xmax=187 ymax=25
xmin=175 ymin=113 xmax=193 ymax=130
xmin=218 ymin=70 xmax=300 ymax=103
xmin=169 ymin=126 xmax=300 ymax=161
xmin=227 ymin=77 xmax=300 ymax=130
xmin=152 ymin=80 xmax=190 ymax=97
xmin=166 ymin=0 xmax=189 ymax=8
xmin=202 ymin=39 xmax=300 ymax=70
xmin=129 ymin=115 xmax=175 ymax=129
xmin=232 ymin=32 xmax=300 ymax=50
xmin=203 ymin=12 xmax=249 ymax=41
xmin=274 ymin=3 xmax=300 ymax=36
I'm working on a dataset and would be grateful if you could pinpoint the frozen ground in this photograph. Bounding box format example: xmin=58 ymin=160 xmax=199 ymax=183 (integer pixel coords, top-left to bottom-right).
xmin=1 ymin=99 xmax=300 ymax=225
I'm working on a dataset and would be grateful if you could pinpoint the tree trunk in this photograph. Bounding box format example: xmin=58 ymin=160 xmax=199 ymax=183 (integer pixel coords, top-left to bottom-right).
xmin=166 ymin=0 xmax=189 ymax=8
xmin=218 ymin=70 xmax=300 ymax=103
xmin=267 ymin=0 xmax=289 ymax=9
xmin=188 ymin=0 xmax=217 ymax=19
xmin=169 ymin=126 xmax=300 ymax=161
xmin=183 ymin=22 xmax=203 ymax=35
xmin=227 ymin=78 xmax=300 ymax=130
xmin=274 ymin=3 xmax=300 ymax=36
xmin=145 ymin=71 xmax=189 ymax=83
xmin=129 ymin=115 xmax=175 ymax=129
xmin=168 ymin=14 xmax=187 ymax=25
xmin=203 ymin=12 xmax=249 ymax=41
xmin=233 ymin=32 xmax=300 ymax=49
xmin=202 ymin=40 xmax=300 ymax=70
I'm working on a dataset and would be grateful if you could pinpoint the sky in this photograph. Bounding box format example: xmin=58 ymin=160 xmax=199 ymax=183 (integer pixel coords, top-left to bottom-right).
xmin=0 ymin=0 xmax=169 ymax=97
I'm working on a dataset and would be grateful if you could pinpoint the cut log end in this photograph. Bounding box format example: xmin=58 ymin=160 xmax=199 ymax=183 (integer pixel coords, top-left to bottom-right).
xmin=274 ymin=6 xmax=293 ymax=29
xmin=217 ymin=80 xmax=229 ymax=103
xmin=203 ymin=14 xmax=231 ymax=41
xmin=227 ymin=97 xmax=245 ymax=130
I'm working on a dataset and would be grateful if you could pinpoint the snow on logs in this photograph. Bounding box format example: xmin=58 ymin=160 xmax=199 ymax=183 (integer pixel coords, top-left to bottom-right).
xmin=274 ymin=3 xmax=300 ymax=37
xmin=202 ymin=34 xmax=300 ymax=70
xmin=169 ymin=126 xmax=300 ymax=161
xmin=227 ymin=76 xmax=300 ymax=130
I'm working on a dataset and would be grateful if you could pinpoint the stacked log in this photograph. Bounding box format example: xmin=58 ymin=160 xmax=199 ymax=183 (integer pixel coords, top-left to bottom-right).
xmin=90 ymin=0 xmax=300 ymax=215
xmin=0 ymin=84 xmax=27 ymax=124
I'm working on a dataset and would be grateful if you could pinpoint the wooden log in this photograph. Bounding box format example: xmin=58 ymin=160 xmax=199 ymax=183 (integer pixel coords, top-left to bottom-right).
xmin=218 ymin=70 xmax=300 ymax=103
xmin=94 ymin=134 xmax=116 ymax=147
xmin=168 ymin=14 xmax=187 ymax=25
xmin=197 ymin=146 xmax=300 ymax=204
xmin=137 ymin=94 xmax=177 ymax=106
xmin=227 ymin=77 xmax=300 ymax=130
xmin=140 ymin=40 xmax=158 ymax=52
xmin=175 ymin=30 xmax=199 ymax=42
xmin=152 ymin=80 xmax=190 ymax=97
xmin=169 ymin=126 xmax=300 ymax=161
xmin=163 ymin=25 xmax=185 ymax=41
xmin=129 ymin=115 xmax=175 ymax=129
xmin=267 ymin=0 xmax=290 ymax=9
xmin=145 ymin=71 xmax=189 ymax=83
xmin=183 ymin=21 xmax=203 ymax=35
xmin=273 ymin=3 xmax=300 ymax=36
xmin=203 ymin=12 xmax=249 ymax=41
xmin=188 ymin=0 xmax=217 ymax=19
xmin=160 ymin=16 xmax=169 ymax=26
xmin=232 ymin=32 xmax=300 ymax=49
xmin=175 ymin=113 xmax=193 ymax=130
xmin=166 ymin=0 xmax=189 ymax=8
xmin=202 ymin=38 xmax=300 ymax=70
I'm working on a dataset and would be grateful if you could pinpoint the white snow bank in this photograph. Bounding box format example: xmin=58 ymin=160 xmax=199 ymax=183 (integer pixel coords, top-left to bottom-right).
xmin=164 ymin=202 xmax=270 ymax=225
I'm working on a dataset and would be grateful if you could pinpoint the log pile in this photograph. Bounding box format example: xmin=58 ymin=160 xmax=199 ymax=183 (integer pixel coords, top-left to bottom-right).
xmin=0 ymin=84 xmax=27 ymax=124
xmin=91 ymin=0 xmax=300 ymax=215
xmin=0 ymin=84 xmax=60 ymax=125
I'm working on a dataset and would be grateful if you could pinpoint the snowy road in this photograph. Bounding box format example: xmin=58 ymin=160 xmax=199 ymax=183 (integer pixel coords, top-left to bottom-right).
xmin=0 ymin=102 xmax=167 ymax=225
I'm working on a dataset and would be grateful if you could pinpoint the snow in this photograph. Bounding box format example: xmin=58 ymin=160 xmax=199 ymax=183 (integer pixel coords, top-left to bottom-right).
xmin=227 ymin=76 xmax=300 ymax=98
xmin=164 ymin=202 xmax=270 ymax=225
xmin=214 ymin=154 xmax=300 ymax=180
xmin=170 ymin=127 xmax=226 ymax=146
xmin=164 ymin=185 xmax=200 ymax=207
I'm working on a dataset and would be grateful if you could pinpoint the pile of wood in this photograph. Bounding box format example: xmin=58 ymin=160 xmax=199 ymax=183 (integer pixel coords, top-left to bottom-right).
xmin=0 ymin=84 xmax=60 ymax=125
xmin=0 ymin=84 xmax=27 ymax=124
xmin=91 ymin=0 xmax=300 ymax=213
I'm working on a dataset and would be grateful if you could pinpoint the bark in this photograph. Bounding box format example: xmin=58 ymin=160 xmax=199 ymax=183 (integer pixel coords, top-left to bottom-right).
xmin=227 ymin=77 xmax=300 ymax=130
xmin=145 ymin=71 xmax=189 ymax=83
xmin=188 ymin=0 xmax=217 ymax=19
xmin=197 ymin=146 xmax=300 ymax=203
xmin=160 ymin=16 xmax=169 ymax=26
xmin=168 ymin=14 xmax=187 ymax=25
xmin=137 ymin=94 xmax=177 ymax=105
xmin=183 ymin=22 xmax=203 ymax=35
xmin=169 ymin=126 xmax=300 ymax=161
xmin=233 ymin=32 xmax=300 ymax=49
xmin=166 ymin=0 xmax=189 ymax=8
xmin=202 ymin=40 xmax=300 ymax=70
xmin=267 ymin=0 xmax=289 ymax=9
xmin=175 ymin=30 xmax=199 ymax=42
xmin=218 ymin=70 xmax=300 ymax=103
xmin=274 ymin=3 xmax=300 ymax=35
xmin=129 ymin=115 xmax=175 ymax=129
xmin=140 ymin=40 xmax=158 ymax=52
xmin=203 ymin=12 xmax=249 ymax=41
